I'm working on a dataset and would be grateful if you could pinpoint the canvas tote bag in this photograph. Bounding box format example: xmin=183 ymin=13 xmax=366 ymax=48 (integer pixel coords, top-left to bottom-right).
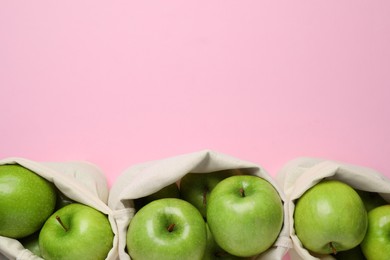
xmin=277 ymin=157 xmax=390 ymax=260
xmin=108 ymin=149 xmax=292 ymax=260
xmin=0 ymin=157 xmax=120 ymax=260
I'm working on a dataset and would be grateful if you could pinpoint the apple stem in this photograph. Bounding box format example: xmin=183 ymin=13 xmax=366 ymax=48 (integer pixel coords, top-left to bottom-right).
xmin=167 ymin=223 xmax=175 ymax=232
xmin=239 ymin=188 xmax=246 ymax=197
xmin=330 ymin=242 xmax=337 ymax=255
xmin=56 ymin=216 xmax=68 ymax=232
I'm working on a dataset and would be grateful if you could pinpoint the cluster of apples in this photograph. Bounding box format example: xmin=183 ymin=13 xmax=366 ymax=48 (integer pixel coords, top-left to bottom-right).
xmin=0 ymin=164 xmax=114 ymax=260
xmin=293 ymin=179 xmax=389 ymax=260
xmin=126 ymin=169 xmax=284 ymax=260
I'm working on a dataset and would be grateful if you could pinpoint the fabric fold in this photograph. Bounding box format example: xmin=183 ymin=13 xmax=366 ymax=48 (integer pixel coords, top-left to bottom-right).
xmin=109 ymin=149 xmax=291 ymax=260
xmin=277 ymin=157 xmax=390 ymax=260
xmin=0 ymin=157 xmax=119 ymax=260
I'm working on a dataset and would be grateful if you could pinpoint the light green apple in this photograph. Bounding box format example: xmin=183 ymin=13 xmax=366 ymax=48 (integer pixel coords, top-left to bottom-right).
xmin=134 ymin=183 xmax=180 ymax=211
xmin=361 ymin=204 xmax=390 ymax=260
xmin=39 ymin=203 xmax=114 ymax=260
xmin=0 ymin=164 xmax=57 ymax=238
xmin=180 ymin=169 xmax=240 ymax=218
xmin=127 ymin=198 xmax=207 ymax=260
xmin=356 ymin=189 xmax=387 ymax=212
xmin=294 ymin=180 xmax=368 ymax=255
xmin=203 ymin=223 xmax=251 ymax=260
xmin=207 ymin=175 xmax=283 ymax=257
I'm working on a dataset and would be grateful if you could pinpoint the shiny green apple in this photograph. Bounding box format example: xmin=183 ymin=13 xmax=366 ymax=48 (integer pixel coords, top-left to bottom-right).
xmin=0 ymin=164 xmax=57 ymax=238
xmin=294 ymin=180 xmax=367 ymax=255
xmin=127 ymin=198 xmax=207 ymax=260
xmin=39 ymin=203 xmax=114 ymax=260
xmin=361 ymin=205 xmax=390 ymax=260
xmin=207 ymin=175 xmax=283 ymax=257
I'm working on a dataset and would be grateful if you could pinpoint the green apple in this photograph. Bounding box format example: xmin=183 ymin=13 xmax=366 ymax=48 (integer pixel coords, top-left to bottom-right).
xmin=207 ymin=175 xmax=283 ymax=257
xmin=127 ymin=198 xmax=207 ymax=260
xmin=361 ymin=205 xmax=390 ymax=260
xmin=294 ymin=180 xmax=368 ymax=255
xmin=0 ymin=164 xmax=57 ymax=238
xmin=39 ymin=203 xmax=114 ymax=260
xmin=19 ymin=232 xmax=41 ymax=257
xmin=356 ymin=189 xmax=387 ymax=212
xmin=334 ymin=246 xmax=366 ymax=260
xmin=180 ymin=169 xmax=240 ymax=218
xmin=203 ymin=223 xmax=250 ymax=260
xmin=134 ymin=182 xmax=180 ymax=211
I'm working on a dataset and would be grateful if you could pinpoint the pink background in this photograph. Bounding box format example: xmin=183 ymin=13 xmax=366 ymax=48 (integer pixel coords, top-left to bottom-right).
xmin=1 ymin=1 xmax=390 ymax=189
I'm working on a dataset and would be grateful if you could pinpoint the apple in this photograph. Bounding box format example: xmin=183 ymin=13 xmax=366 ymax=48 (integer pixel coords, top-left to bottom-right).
xmin=356 ymin=189 xmax=387 ymax=212
xmin=293 ymin=180 xmax=368 ymax=255
xmin=19 ymin=232 xmax=41 ymax=257
xmin=39 ymin=203 xmax=114 ymax=260
xmin=180 ymin=169 xmax=239 ymax=218
xmin=203 ymin=223 xmax=250 ymax=260
xmin=134 ymin=182 xmax=180 ymax=211
xmin=360 ymin=205 xmax=390 ymax=260
xmin=0 ymin=164 xmax=57 ymax=238
xmin=206 ymin=175 xmax=283 ymax=257
xmin=127 ymin=198 xmax=207 ymax=260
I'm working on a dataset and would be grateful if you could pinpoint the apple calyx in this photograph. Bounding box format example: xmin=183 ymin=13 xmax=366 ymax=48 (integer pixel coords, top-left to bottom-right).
xmin=55 ymin=216 xmax=68 ymax=232
xmin=167 ymin=223 xmax=175 ymax=232
xmin=329 ymin=242 xmax=337 ymax=255
xmin=239 ymin=188 xmax=246 ymax=197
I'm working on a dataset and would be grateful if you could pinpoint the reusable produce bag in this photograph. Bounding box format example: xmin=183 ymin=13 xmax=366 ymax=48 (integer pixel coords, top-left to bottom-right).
xmin=277 ymin=157 xmax=390 ymax=260
xmin=108 ymin=149 xmax=292 ymax=260
xmin=0 ymin=157 xmax=120 ymax=260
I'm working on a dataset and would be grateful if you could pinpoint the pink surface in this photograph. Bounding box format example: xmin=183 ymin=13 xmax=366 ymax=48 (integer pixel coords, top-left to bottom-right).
xmin=1 ymin=1 xmax=390 ymax=190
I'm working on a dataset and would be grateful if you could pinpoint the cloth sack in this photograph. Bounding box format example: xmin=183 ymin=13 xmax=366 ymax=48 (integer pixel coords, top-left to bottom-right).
xmin=108 ymin=149 xmax=292 ymax=260
xmin=0 ymin=157 xmax=120 ymax=260
xmin=277 ymin=157 xmax=390 ymax=260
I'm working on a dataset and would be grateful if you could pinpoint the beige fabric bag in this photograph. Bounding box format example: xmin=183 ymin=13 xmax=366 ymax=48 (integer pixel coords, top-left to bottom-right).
xmin=0 ymin=157 xmax=120 ymax=260
xmin=277 ymin=157 xmax=390 ymax=260
xmin=108 ymin=149 xmax=292 ymax=260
